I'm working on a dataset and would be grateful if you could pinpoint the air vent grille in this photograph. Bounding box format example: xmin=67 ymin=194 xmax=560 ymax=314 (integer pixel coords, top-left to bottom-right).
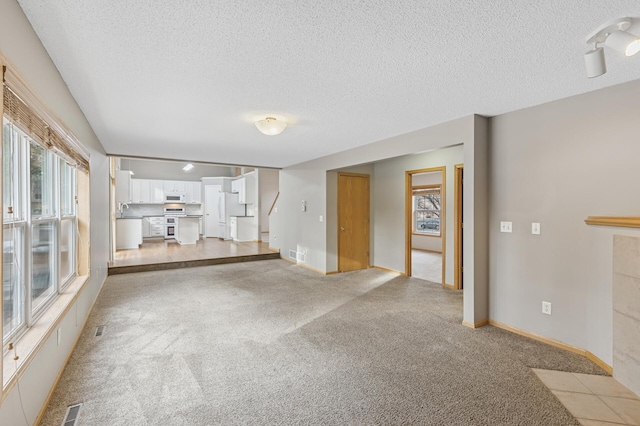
xmin=62 ymin=403 xmax=82 ymax=426
xmin=95 ymin=325 xmax=105 ymax=337
xmin=289 ymin=250 xmax=297 ymax=260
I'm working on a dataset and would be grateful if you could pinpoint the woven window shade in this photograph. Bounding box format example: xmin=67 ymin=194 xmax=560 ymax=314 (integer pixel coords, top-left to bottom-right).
xmin=3 ymin=82 xmax=90 ymax=172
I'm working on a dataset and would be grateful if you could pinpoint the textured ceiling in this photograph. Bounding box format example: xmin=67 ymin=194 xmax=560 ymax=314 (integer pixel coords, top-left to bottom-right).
xmin=16 ymin=1 xmax=640 ymax=168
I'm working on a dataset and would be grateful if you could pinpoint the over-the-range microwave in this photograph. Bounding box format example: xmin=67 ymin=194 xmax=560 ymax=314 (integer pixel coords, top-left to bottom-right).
xmin=164 ymin=192 xmax=186 ymax=203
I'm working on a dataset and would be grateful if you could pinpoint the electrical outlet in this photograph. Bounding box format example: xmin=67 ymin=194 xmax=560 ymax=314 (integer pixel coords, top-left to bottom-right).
xmin=542 ymin=301 xmax=552 ymax=315
xmin=319 ymin=215 xmax=324 ymax=222
xmin=500 ymin=221 xmax=512 ymax=233
xmin=532 ymin=222 xmax=541 ymax=235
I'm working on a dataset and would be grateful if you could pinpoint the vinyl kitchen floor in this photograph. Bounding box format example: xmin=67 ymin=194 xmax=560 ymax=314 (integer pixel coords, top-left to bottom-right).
xmin=109 ymin=237 xmax=280 ymax=275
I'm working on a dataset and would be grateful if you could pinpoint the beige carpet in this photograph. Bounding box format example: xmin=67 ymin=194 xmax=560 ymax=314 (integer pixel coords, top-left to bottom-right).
xmin=41 ymin=260 xmax=605 ymax=425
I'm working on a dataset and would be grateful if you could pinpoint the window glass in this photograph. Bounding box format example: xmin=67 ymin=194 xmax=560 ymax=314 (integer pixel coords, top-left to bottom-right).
xmin=3 ymin=121 xmax=23 ymax=222
xmin=414 ymin=191 xmax=441 ymax=236
xmin=31 ymin=222 xmax=56 ymax=310
xmin=30 ymin=142 xmax=54 ymax=218
xmin=3 ymin=225 xmax=25 ymax=340
xmin=60 ymin=218 xmax=75 ymax=283
xmin=60 ymin=160 xmax=76 ymax=216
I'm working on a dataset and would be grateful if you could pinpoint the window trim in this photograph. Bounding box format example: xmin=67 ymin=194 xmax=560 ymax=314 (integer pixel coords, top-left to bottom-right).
xmin=412 ymin=184 xmax=442 ymax=237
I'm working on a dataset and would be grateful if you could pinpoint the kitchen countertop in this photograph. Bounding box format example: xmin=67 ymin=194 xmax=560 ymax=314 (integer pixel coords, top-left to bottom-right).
xmin=116 ymin=216 xmax=143 ymax=219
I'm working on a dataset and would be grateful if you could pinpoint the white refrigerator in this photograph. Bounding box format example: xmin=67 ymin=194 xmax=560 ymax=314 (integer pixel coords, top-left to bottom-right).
xmin=218 ymin=192 xmax=245 ymax=240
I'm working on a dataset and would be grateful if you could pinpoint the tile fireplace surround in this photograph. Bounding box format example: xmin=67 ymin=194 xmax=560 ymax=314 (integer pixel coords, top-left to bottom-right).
xmin=613 ymin=235 xmax=640 ymax=397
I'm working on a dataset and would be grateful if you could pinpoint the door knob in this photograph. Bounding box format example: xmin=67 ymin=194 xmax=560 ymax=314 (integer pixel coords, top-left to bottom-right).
xmin=340 ymin=227 xmax=345 ymax=231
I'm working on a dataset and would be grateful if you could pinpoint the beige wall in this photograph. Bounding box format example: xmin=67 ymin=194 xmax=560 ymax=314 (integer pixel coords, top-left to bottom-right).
xmin=489 ymin=79 xmax=640 ymax=365
xmin=0 ymin=1 xmax=109 ymax=424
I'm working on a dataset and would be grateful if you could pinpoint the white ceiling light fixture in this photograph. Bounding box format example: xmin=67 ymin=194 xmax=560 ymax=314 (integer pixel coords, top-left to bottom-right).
xmin=585 ymin=17 xmax=640 ymax=78
xmin=183 ymin=163 xmax=194 ymax=171
xmin=254 ymin=117 xmax=287 ymax=136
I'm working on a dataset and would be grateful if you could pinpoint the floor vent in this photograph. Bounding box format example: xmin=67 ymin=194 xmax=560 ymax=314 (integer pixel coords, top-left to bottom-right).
xmin=95 ymin=325 xmax=105 ymax=337
xmin=62 ymin=403 xmax=82 ymax=426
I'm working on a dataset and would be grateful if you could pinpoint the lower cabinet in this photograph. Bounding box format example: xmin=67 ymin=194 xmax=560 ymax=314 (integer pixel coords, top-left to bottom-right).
xmin=116 ymin=218 xmax=142 ymax=250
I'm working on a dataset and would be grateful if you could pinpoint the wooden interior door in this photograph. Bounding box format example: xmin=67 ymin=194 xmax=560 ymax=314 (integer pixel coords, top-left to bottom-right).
xmin=338 ymin=173 xmax=370 ymax=272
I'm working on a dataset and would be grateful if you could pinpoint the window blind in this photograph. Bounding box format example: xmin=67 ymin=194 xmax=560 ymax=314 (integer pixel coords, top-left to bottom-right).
xmin=2 ymin=68 xmax=90 ymax=172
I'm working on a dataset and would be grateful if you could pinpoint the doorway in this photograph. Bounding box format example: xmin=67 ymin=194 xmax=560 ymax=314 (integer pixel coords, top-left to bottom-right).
xmin=338 ymin=173 xmax=370 ymax=272
xmin=406 ymin=167 xmax=446 ymax=285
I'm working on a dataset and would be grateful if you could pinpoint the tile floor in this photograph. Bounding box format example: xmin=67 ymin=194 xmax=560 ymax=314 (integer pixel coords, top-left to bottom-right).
xmin=534 ymin=368 xmax=640 ymax=425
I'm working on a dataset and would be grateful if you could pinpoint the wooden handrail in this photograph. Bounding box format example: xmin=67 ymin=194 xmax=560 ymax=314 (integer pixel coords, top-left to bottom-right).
xmin=268 ymin=192 xmax=280 ymax=216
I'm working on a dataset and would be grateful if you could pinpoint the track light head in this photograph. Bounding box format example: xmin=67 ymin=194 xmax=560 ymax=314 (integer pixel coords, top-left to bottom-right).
xmin=584 ymin=47 xmax=606 ymax=78
xmin=605 ymin=30 xmax=640 ymax=56
xmin=584 ymin=17 xmax=640 ymax=78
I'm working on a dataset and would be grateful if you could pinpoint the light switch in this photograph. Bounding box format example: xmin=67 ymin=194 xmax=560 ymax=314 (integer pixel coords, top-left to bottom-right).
xmin=500 ymin=221 xmax=512 ymax=233
xmin=532 ymin=222 xmax=541 ymax=235
xmin=301 ymin=200 xmax=306 ymax=212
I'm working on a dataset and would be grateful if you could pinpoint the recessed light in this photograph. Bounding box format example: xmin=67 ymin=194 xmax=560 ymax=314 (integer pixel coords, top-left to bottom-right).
xmin=183 ymin=163 xmax=194 ymax=171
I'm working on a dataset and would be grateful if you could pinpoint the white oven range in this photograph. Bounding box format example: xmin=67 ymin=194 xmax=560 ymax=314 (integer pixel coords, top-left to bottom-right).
xmin=164 ymin=206 xmax=186 ymax=239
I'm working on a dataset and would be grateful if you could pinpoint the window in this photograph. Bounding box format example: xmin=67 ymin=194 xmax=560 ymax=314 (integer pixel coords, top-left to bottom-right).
xmin=413 ymin=185 xmax=441 ymax=236
xmin=2 ymin=119 xmax=78 ymax=345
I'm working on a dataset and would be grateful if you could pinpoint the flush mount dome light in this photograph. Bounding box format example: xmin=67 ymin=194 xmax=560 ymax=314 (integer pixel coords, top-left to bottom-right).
xmin=254 ymin=117 xmax=287 ymax=136
xmin=585 ymin=17 xmax=640 ymax=78
xmin=183 ymin=163 xmax=194 ymax=171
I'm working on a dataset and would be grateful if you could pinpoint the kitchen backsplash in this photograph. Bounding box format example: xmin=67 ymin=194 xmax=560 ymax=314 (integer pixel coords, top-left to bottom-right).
xmin=122 ymin=204 xmax=203 ymax=217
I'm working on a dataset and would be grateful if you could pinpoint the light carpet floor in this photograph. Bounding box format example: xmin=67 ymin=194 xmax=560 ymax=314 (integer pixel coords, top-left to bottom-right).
xmin=41 ymin=259 xmax=606 ymax=425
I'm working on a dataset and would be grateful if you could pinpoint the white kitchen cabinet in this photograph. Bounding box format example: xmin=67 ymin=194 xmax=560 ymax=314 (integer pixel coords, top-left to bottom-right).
xmin=115 ymin=170 xmax=133 ymax=203
xmin=132 ymin=179 xmax=153 ymax=203
xmin=231 ymin=179 xmax=241 ymax=194
xmin=176 ymin=217 xmax=199 ymax=245
xmin=232 ymin=216 xmax=257 ymax=242
xmin=232 ymin=175 xmax=255 ymax=204
xmin=148 ymin=216 xmax=164 ymax=237
xmin=164 ymin=180 xmax=186 ymax=193
xmin=116 ymin=218 xmax=142 ymax=249
xmin=186 ymin=181 xmax=202 ymax=204
xmin=149 ymin=180 xmax=164 ymax=203
xmin=142 ymin=217 xmax=151 ymax=237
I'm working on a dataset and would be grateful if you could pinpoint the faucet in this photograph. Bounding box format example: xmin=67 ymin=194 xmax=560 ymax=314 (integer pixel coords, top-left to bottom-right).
xmin=117 ymin=202 xmax=130 ymax=217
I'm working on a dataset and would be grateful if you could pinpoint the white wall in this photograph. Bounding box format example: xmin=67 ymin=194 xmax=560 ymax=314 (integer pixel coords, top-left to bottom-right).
xmin=489 ymin=79 xmax=640 ymax=366
xmin=0 ymin=1 xmax=109 ymax=424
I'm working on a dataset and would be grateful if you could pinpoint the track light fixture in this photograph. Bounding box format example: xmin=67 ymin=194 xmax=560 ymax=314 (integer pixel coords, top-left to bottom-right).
xmin=585 ymin=17 xmax=640 ymax=78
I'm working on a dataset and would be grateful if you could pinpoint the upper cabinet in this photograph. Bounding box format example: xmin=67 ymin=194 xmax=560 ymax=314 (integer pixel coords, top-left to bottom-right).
xmin=163 ymin=180 xmax=186 ymax=193
xmin=232 ymin=174 xmax=255 ymax=204
xmin=185 ymin=181 xmax=202 ymax=204
xmin=115 ymin=170 xmax=133 ymax=203
xmin=131 ymin=179 xmax=165 ymax=203
xmin=130 ymin=179 xmax=200 ymax=204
